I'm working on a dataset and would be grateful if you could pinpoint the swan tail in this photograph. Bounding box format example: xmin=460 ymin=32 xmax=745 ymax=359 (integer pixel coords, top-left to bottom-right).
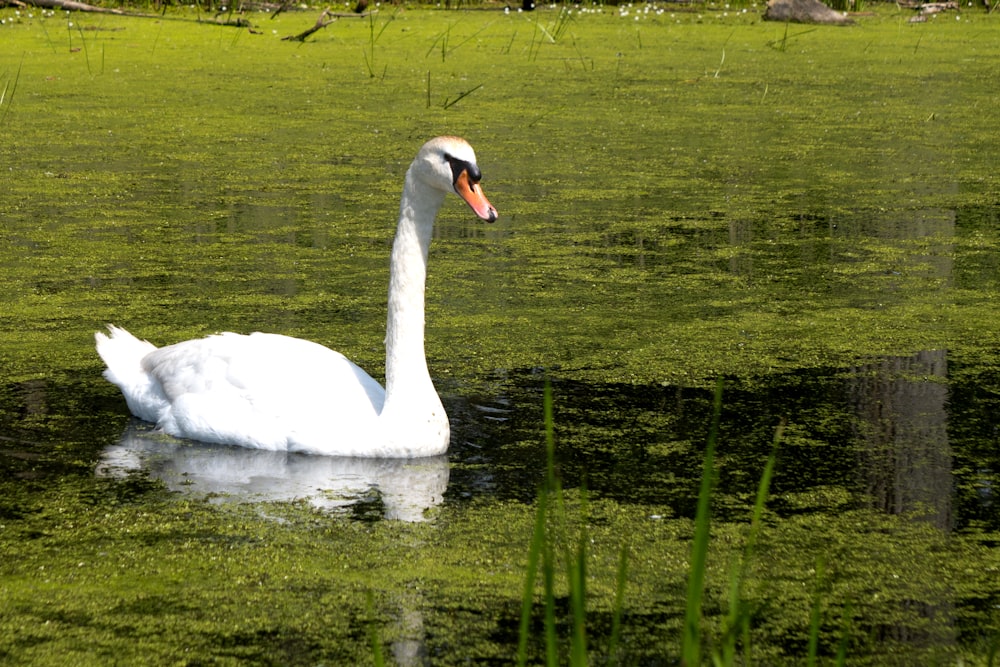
xmin=95 ymin=325 xmax=167 ymax=423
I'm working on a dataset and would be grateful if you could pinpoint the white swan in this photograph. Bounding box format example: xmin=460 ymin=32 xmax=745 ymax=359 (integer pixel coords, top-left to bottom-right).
xmin=95 ymin=136 xmax=498 ymax=458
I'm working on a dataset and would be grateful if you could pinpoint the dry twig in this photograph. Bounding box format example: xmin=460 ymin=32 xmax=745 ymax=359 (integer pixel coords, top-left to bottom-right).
xmin=282 ymin=8 xmax=374 ymax=41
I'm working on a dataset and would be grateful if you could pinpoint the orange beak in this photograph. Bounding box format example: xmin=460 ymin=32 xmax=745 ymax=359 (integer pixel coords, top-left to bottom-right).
xmin=454 ymin=169 xmax=498 ymax=222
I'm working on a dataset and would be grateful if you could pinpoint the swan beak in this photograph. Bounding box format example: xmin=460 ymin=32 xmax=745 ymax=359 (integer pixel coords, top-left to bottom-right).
xmin=455 ymin=169 xmax=498 ymax=223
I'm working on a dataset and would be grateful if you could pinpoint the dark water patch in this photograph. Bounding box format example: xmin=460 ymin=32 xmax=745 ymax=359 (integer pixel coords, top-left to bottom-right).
xmin=0 ymin=376 xmax=125 ymax=479
xmin=112 ymin=594 xmax=201 ymax=620
xmin=449 ymin=351 xmax=999 ymax=530
xmin=942 ymin=358 xmax=1000 ymax=533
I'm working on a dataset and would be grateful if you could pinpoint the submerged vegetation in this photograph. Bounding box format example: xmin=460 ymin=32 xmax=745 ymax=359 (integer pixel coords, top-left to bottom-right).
xmin=1 ymin=3 xmax=1000 ymax=665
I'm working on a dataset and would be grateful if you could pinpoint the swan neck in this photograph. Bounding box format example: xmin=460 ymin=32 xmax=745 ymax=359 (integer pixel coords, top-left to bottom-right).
xmin=384 ymin=170 xmax=445 ymax=398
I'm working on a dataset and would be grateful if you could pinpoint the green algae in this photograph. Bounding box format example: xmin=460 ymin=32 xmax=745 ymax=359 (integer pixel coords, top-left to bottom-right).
xmin=3 ymin=479 xmax=999 ymax=664
xmin=2 ymin=4 xmax=1000 ymax=664
xmin=1 ymin=7 xmax=999 ymax=385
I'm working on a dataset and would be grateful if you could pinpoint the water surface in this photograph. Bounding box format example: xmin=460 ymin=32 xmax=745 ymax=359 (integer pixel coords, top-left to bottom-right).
xmin=2 ymin=6 xmax=1000 ymax=664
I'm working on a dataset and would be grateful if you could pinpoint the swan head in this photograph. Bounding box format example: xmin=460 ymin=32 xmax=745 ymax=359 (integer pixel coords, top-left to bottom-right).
xmin=410 ymin=136 xmax=498 ymax=223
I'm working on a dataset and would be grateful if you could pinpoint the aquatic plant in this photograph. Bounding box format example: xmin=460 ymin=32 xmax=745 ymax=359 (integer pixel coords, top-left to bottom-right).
xmin=442 ymin=82 xmax=483 ymax=109
xmin=516 ymin=380 xmax=599 ymax=666
xmin=719 ymin=416 xmax=782 ymax=664
xmin=766 ymin=22 xmax=818 ymax=51
xmin=681 ymin=379 xmax=723 ymax=666
xmin=527 ymin=5 xmax=574 ymax=60
xmin=363 ymin=8 xmax=397 ymax=79
xmin=514 ymin=380 xmax=820 ymax=666
xmin=366 ymin=590 xmax=386 ymax=667
xmin=508 ymin=378 xmax=862 ymax=666
xmin=427 ymin=20 xmax=492 ymax=62
xmin=0 ymin=57 xmax=20 ymax=126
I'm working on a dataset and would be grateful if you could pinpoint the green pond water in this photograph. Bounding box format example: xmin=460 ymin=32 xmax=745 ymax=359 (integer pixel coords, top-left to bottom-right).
xmin=2 ymin=4 xmax=1000 ymax=664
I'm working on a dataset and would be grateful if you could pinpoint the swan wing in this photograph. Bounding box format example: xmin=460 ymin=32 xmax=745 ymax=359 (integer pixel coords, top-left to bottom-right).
xmin=139 ymin=332 xmax=385 ymax=450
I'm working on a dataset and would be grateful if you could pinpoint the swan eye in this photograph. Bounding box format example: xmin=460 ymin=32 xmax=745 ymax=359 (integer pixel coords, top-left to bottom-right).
xmin=445 ymin=154 xmax=482 ymax=186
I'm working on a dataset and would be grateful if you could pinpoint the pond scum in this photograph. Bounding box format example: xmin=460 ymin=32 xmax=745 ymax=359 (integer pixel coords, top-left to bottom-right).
xmin=2 ymin=2 xmax=1000 ymax=664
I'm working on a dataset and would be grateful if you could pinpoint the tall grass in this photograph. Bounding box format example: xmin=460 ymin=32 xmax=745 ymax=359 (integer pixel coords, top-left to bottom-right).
xmin=512 ymin=379 xmax=843 ymax=666
xmin=516 ymin=381 xmax=603 ymax=666
xmin=366 ymin=589 xmax=386 ymax=667
xmin=719 ymin=417 xmax=783 ymax=665
xmin=527 ymin=6 xmax=573 ymax=60
xmin=363 ymin=9 xmax=397 ymax=79
xmin=355 ymin=377 xmax=861 ymax=664
xmin=827 ymin=0 xmax=865 ymax=12
xmin=0 ymin=57 xmax=22 ymax=126
xmin=426 ymin=21 xmax=492 ymax=62
xmin=681 ymin=378 xmax=724 ymax=666
xmin=69 ymin=21 xmax=94 ymax=76
xmin=442 ymin=84 xmax=483 ymax=110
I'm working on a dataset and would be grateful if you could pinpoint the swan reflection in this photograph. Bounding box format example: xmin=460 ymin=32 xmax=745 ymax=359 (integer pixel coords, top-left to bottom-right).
xmin=97 ymin=421 xmax=449 ymax=522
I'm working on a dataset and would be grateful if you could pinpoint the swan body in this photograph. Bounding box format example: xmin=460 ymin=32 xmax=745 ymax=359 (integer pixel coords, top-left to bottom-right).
xmin=96 ymin=136 xmax=497 ymax=458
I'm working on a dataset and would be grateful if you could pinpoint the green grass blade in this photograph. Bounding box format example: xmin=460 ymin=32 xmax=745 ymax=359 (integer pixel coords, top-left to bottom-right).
xmin=749 ymin=421 xmax=782 ymax=540
xmin=442 ymin=83 xmax=483 ymax=110
xmin=721 ymin=417 xmax=784 ymax=664
xmin=0 ymin=55 xmax=23 ymax=126
xmin=607 ymin=542 xmax=629 ymax=665
xmin=569 ymin=485 xmax=588 ymax=666
xmin=366 ymin=589 xmax=385 ymax=667
xmin=76 ymin=25 xmax=92 ymax=76
xmin=835 ymin=600 xmax=852 ymax=666
xmin=682 ymin=377 xmax=724 ymax=666
xmin=541 ymin=378 xmax=560 ymax=666
xmin=543 ymin=379 xmax=555 ymax=491
xmin=541 ymin=379 xmax=566 ymax=545
xmin=543 ymin=529 xmax=558 ymax=667
xmin=517 ymin=487 xmax=548 ymax=667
